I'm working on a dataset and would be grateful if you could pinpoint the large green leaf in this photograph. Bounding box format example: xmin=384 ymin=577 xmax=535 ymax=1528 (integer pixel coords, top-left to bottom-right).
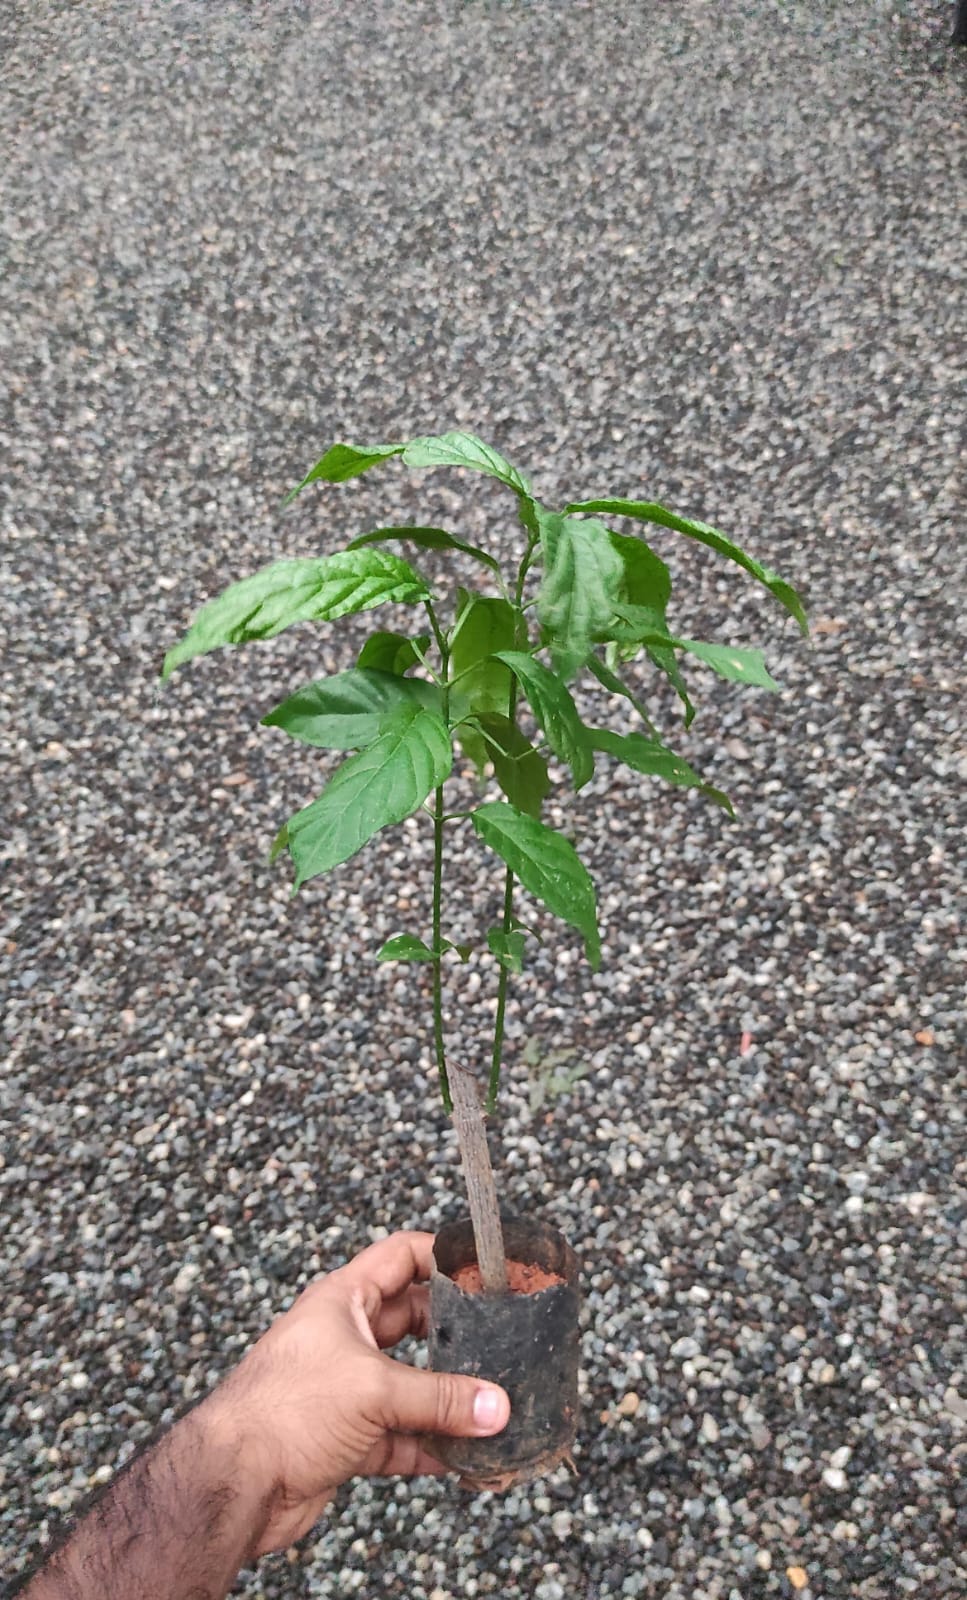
xmin=261 ymin=669 xmax=440 ymax=750
xmin=401 ymin=432 xmax=531 ymax=496
xmin=478 ymin=713 xmax=550 ymax=818
xmin=285 ymin=442 xmax=404 ymax=500
xmin=162 ymin=552 xmax=429 ymax=679
xmin=450 ymin=594 xmax=520 ymax=769
xmin=494 ymin=650 xmax=593 ymax=790
xmin=277 ymin=705 xmax=452 ymax=888
xmin=567 ymin=497 xmax=807 ymax=634
xmin=348 ymin=524 xmax=502 ymax=578
xmin=611 ymin=608 xmax=780 ymax=690
xmin=588 ymin=727 xmax=733 ymax=813
xmin=536 ymin=509 xmax=624 ymax=682
xmin=356 ymin=630 xmax=431 ymax=675
xmin=471 ymin=801 xmax=600 ymax=969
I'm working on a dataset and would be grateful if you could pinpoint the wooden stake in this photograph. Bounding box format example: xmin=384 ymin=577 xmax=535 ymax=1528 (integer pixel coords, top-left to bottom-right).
xmin=449 ymin=1064 xmax=508 ymax=1295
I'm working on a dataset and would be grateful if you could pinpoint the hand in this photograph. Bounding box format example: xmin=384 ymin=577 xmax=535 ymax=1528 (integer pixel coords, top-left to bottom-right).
xmin=205 ymin=1231 xmax=510 ymax=1553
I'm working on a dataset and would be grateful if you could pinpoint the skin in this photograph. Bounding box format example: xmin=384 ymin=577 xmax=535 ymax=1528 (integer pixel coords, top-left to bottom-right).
xmin=17 ymin=1232 xmax=510 ymax=1600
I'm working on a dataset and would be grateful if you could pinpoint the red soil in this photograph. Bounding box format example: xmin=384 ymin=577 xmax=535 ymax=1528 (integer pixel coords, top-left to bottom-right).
xmin=451 ymin=1258 xmax=565 ymax=1295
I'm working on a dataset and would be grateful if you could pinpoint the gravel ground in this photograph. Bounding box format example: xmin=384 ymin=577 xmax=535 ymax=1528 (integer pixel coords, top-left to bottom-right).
xmin=2 ymin=2 xmax=965 ymax=1597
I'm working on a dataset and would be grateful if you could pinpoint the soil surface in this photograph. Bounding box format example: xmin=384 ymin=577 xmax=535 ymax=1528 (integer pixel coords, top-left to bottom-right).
xmin=451 ymin=1259 xmax=566 ymax=1296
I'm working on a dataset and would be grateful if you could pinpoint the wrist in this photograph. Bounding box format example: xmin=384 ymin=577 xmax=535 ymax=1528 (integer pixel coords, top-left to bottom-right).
xmin=191 ymin=1389 xmax=277 ymax=1554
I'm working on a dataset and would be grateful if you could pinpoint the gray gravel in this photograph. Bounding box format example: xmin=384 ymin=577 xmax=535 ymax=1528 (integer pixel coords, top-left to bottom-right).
xmin=2 ymin=2 xmax=966 ymax=1596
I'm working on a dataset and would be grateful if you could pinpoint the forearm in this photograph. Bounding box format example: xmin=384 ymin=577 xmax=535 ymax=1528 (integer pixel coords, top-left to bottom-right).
xmin=21 ymin=1397 xmax=272 ymax=1600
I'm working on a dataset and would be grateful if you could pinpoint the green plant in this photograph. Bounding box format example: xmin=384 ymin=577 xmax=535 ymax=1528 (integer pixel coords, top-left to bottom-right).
xmin=163 ymin=429 xmax=806 ymax=1286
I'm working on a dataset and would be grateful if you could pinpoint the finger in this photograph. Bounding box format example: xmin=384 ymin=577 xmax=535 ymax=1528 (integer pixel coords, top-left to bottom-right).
xmin=331 ymin=1231 xmax=437 ymax=1313
xmin=372 ymin=1284 xmax=430 ymax=1349
xmin=376 ymin=1359 xmax=510 ymax=1439
xmin=358 ymin=1432 xmax=452 ymax=1480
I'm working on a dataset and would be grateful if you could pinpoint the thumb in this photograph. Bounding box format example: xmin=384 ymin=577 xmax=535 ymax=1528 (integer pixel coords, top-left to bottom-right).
xmin=378 ymin=1360 xmax=510 ymax=1438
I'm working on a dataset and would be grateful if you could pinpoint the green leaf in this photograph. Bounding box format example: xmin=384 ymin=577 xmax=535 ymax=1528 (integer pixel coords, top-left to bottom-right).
xmin=587 ymin=653 xmax=654 ymax=724
xmin=261 ymin=668 xmax=440 ymax=750
xmin=348 ymin=525 xmax=502 ymax=578
xmin=602 ymin=529 xmax=696 ymax=720
xmin=279 ymin=705 xmax=452 ymax=888
xmin=673 ymin=639 xmax=779 ymax=690
xmin=487 ymin=927 xmax=527 ymax=974
xmin=356 ymin=631 xmax=431 ymax=675
xmin=286 ymin=430 xmax=532 ymax=507
xmin=162 ymin=552 xmax=429 ymax=679
xmin=587 ymin=727 xmax=733 ymax=813
xmin=493 ymin=651 xmax=593 ymax=790
xmin=285 ymin=442 xmax=404 ymax=501
xmin=610 ymin=529 xmax=672 ymax=616
xmin=611 ymin=609 xmax=780 ymax=690
xmin=566 ymin=497 xmax=807 ymax=634
xmin=478 ymin=713 xmax=551 ymax=818
xmin=518 ymin=495 xmax=542 ymax=539
xmin=645 ymin=642 xmax=697 ymax=726
xmin=377 ymin=934 xmax=473 ymax=963
xmin=377 ymin=934 xmax=438 ymax=963
xmin=471 ymin=801 xmax=600 ymax=969
xmin=450 ymin=594 xmax=520 ymax=769
xmin=535 ymin=508 xmax=624 ymax=682
xmin=401 ymin=431 xmax=531 ymax=496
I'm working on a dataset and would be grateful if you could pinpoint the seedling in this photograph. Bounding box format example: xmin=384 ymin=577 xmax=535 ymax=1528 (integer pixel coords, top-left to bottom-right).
xmin=163 ymin=429 xmax=806 ymax=1290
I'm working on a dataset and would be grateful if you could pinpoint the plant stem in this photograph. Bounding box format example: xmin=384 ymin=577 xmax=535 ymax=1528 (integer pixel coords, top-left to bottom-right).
xmin=431 ymin=776 xmax=451 ymax=1113
xmin=487 ymin=863 xmax=515 ymax=1113
xmin=485 ymin=535 xmax=537 ymax=1112
xmin=430 ymin=607 xmax=452 ymax=1114
xmin=449 ymin=1065 xmax=508 ymax=1295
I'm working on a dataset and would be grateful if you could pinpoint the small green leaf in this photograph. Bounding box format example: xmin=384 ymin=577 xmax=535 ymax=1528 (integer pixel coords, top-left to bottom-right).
xmin=450 ymin=594 xmax=520 ymax=769
xmin=162 ymin=551 xmax=429 ymax=679
xmin=285 ymin=442 xmax=404 ymax=501
xmin=610 ymin=529 xmax=671 ymax=616
xmin=602 ymin=529 xmax=696 ymax=720
xmin=377 ymin=933 xmax=473 ymax=963
xmin=401 ymin=431 xmax=531 ymax=496
xmin=493 ymin=651 xmax=593 ymax=790
xmin=518 ymin=495 xmax=542 ymax=539
xmin=377 ymin=934 xmax=438 ymax=963
xmin=356 ymin=631 xmax=431 ymax=675
xmin=471 ymin=801 xmax=600 ymax=969
xmin=566 ymin=496 xmax=807 ymax=634
xmin=487 ymin=927 xmax=527 ymax=974
xmin=348 ymin=524 xmax=502 ymax=578
xmin=587 ymin=727 xmax=733 ymax=813
xmin=261 ymin=669 xmax=440 ymax=750
xmin=536 ymin=508 xmax=624 ymax=682
xmin=478 ymin=713 xmax=551 ymax=818
xmin=646 ymin=642 xmax=697 ymax=726
xmin=674 ymin=639 xmax=779 ymax=690
xmin=611 ymin=609 xmax=780 ymax=690
xmin=279 ymin=704 xmax=452 ymax=888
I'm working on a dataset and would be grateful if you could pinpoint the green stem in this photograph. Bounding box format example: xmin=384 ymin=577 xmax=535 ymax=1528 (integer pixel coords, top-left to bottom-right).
xmin=432 ymin=777 xmax=451 ymax=1113
xmin=485 ymin=535 xmax=537 ymax=1112
xmin=430 ymin=606 xmax=452 ymax=1113
xmin=487 ymin=863 xmax=515 ymax=1112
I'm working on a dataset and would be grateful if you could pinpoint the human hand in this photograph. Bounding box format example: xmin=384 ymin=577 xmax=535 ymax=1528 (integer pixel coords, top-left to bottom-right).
xmin=204 ymin=1230 xmax=509 ymax=1553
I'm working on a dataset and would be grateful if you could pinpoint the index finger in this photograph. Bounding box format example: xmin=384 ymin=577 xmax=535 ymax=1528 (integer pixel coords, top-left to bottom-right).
xmin=333 ymin=1231 xmax=437 ymax=1304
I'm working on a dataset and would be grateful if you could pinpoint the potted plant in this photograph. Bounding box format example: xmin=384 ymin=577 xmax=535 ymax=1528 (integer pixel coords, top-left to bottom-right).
xmin=162 ymin=429 xmax=806 ymax=1491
